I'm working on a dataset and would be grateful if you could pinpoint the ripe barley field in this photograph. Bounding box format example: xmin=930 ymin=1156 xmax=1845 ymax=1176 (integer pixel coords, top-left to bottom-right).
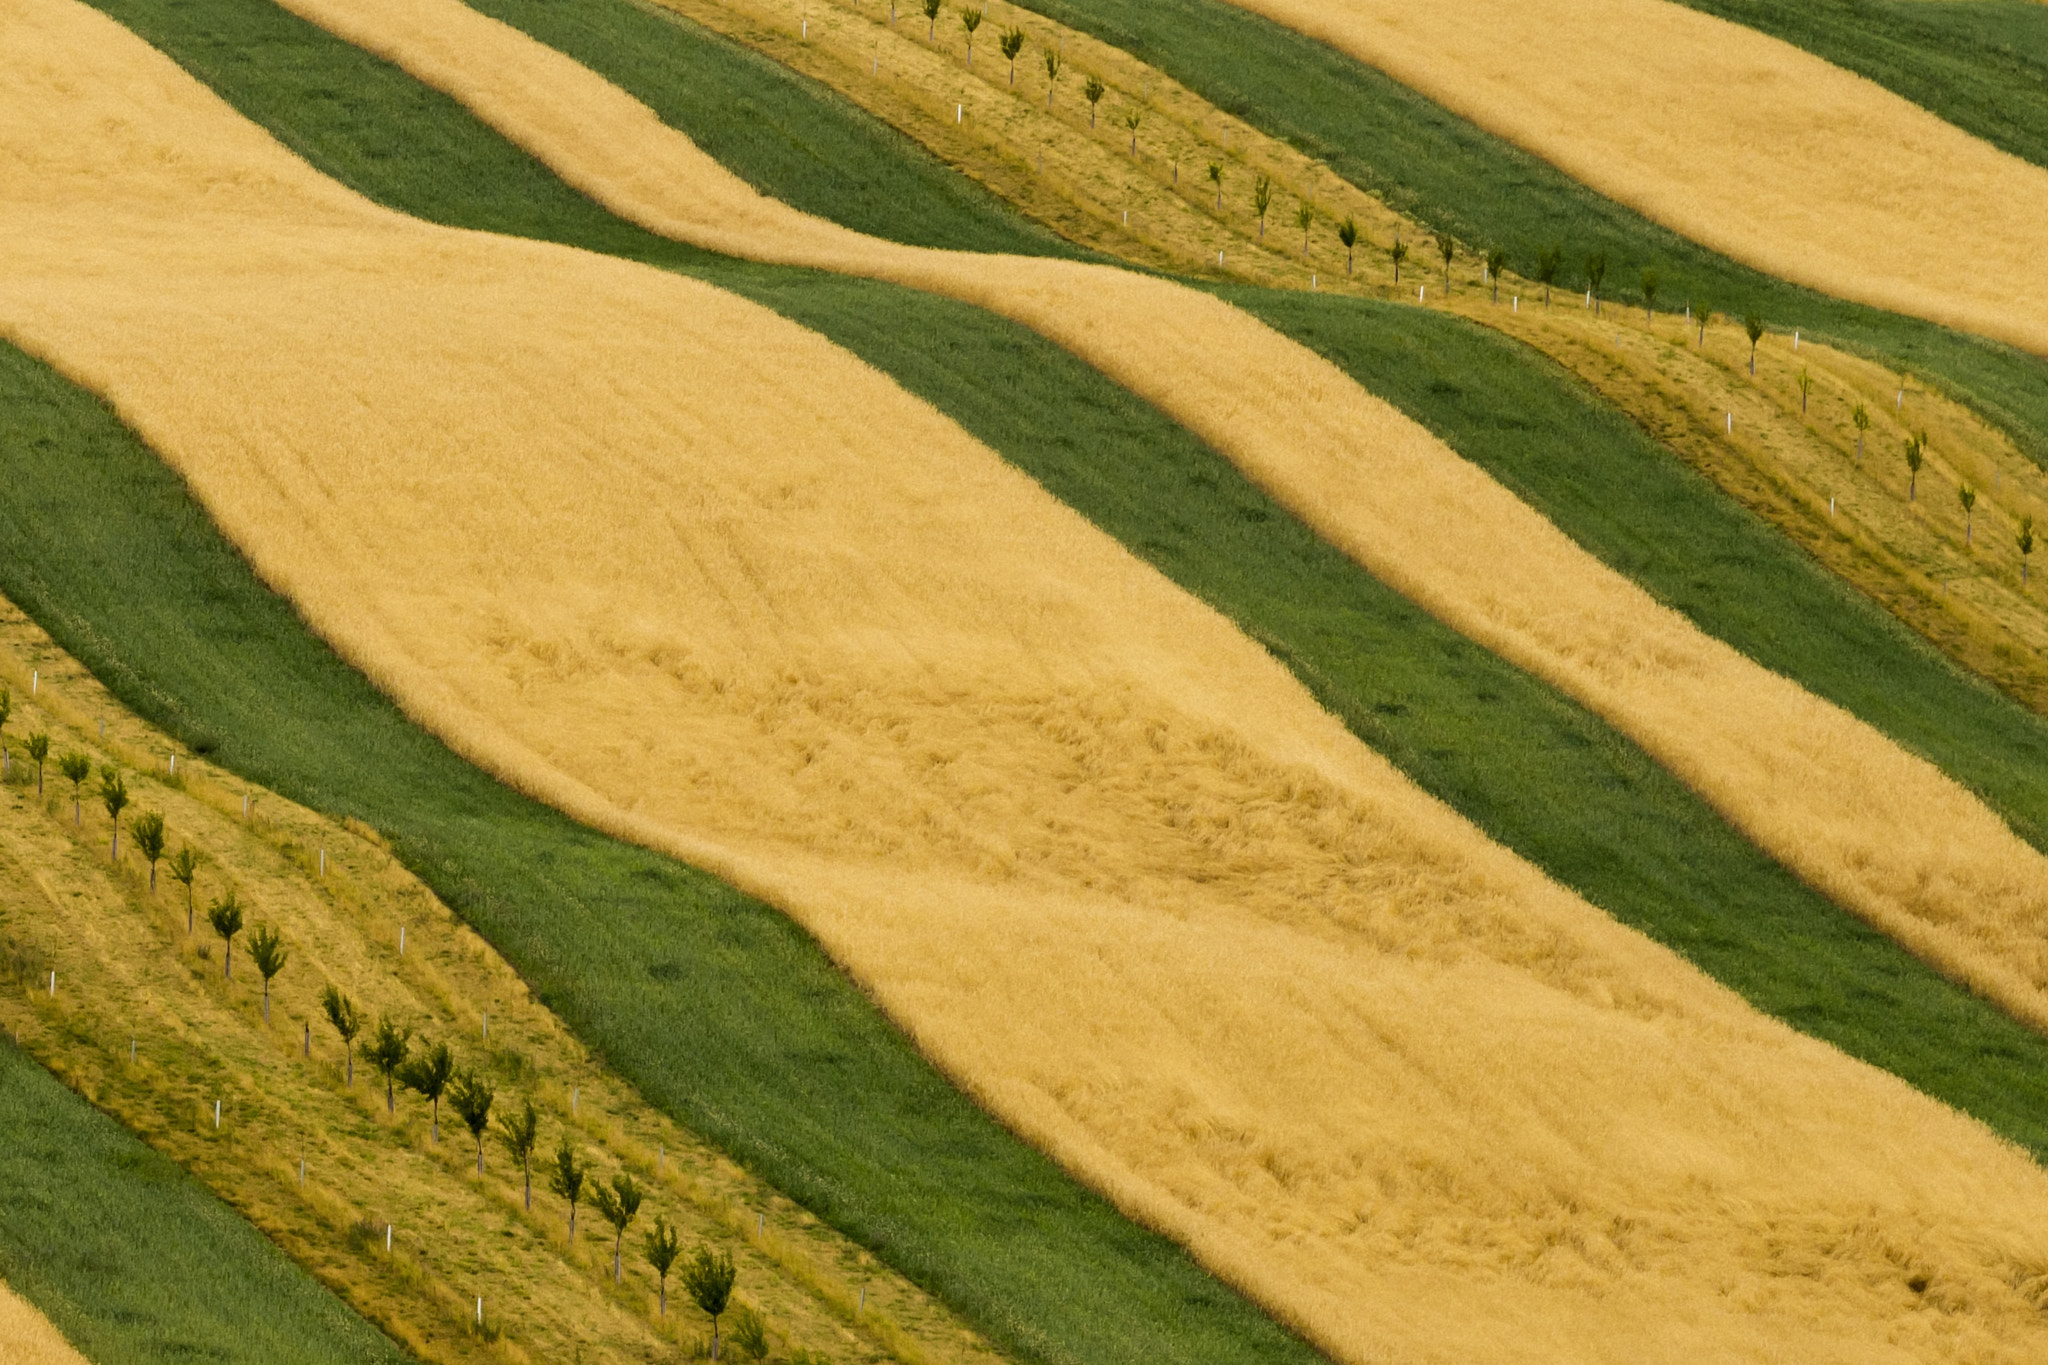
xmin=31 ymin=4 xmax=2048 ymax=1363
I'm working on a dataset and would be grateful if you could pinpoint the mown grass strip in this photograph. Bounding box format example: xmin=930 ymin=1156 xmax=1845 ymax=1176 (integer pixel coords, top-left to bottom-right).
xmin=0 ymin=1036 xmax=413 ymax=1365
xmin=1009 ymin=0 xmax=2048 ymax=463
xmin=1670 ymin=0 xmax=2048 ymax=175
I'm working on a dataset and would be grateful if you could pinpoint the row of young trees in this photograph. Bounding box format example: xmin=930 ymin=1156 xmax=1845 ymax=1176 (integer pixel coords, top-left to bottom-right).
xmin=316 ymin=987 xmax=764 ymax=1355
xmin=0 ymin=701 xmax=770 ymax=1357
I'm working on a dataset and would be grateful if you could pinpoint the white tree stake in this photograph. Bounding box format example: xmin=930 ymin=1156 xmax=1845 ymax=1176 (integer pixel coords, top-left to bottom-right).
xmin=214 ymin=1099 xmax=221 ymax=1129
xmin=399 ymin=925 xmax=406 ymax=955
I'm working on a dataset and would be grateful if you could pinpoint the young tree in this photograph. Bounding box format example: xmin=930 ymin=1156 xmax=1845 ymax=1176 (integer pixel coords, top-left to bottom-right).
xmin=683 ymin=1245 xmax=738 ymax=1360
xmin=99 ymin=767 xmax=130 ymax=860
xmin=1042 ymin=48 xmax=1061 ymax=107
xmin=1083 ymin=75 xmax=1105 ymax=127
xmin=58 ymin=751 xmax=90 ymax=825
xmin=1295 ymin=201 xmax=1314 ymax=256
xmin=1640 ymin=268 xmax=1659 ymax=323
xmin=1252 ymin=175 xmax=1273 ymax=239
xmin=365 ymin=1015 xmax=412 ymax=1115
xmin=168 ymin=845 xmax=200 ymax=932
xmin=548 ymin=1136 xmax=587 ymax=1240
xmin=1905 ymin=431 xmax=1927 ymax=501
xmin=1122 ymin=106 xmax=1142 ymax=156
xmin=999 ymin=26 xmax=1025 ymax=85
xmin=0 ymin=688 xmax=9 ymax=761
xmin=25 ymin=732 xmax=48 ymax=797
xmin=207 ymin=889 xmax=244 ymax=980
xmin=498 ymin=1098 xmax=542 ymax=1210
xmin=591 ymin=1170 xmax=645 ymax=1283
xmin=1434 ymin=230 xmax=1455 ymax=292
xmin=1205 ymin=160 xmax=1223 ymax=211
xmin=131 ymin=812 xmax=167 ymax=890
xmin=1337 ymin=216 xmax=1359 ymax=275
xmin=449 ymin=1070 xmax=496 ymax=1176
xmin=1852 ymin=403 xmax=1872 ymax=461
xmin=1584 ymin=252 xmax=1608 ymax=315
xmin=645 ymin=1214 xmax=683 ymax=1315
xmin=921 ymin=0 xmax=940 ymax=39
xmin=1695 ymin=302 xmax=1713 ymax=346
xmin=959 ymin=5 xmax=982 ymax=65
xmin=1391 ymin=235 xmax=1408 ymax=283
xmin=1535 ymin=244 xmax=1563 ymax=307
xmin=248 ymin=924 xmax=288 ymax=1023
xmin=1960 ymin=482 xmax=1978 ymax=545
xmin=321 ymin=985 xmax=362 ymax=1085
xmin=1487 ymin=248 xmax=1507 ymax=303
xmin=2020 ymin=514 xmax=2037 ymax=584
xmin=399 ymin=1040 xmax=456 ymax=1142
xmin=1743 ymin=312 xmax=1766 ymax=374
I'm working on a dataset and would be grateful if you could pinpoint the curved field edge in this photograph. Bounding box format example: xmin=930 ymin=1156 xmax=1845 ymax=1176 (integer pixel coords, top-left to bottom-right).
xmin=1005 ymin=0 xmax=2048 ymax=467
xmin=0 ymin=343 xmax=1320 ymax=1365
xmin=446 ymin=0 xmax=2048 ymax=869
xmin=20 ymin=8 xmax=2048 ymax=1192
xmin=0 ymin=1282 xmax=91 ymax=1365
xmin=0 ymin=1036 xmax=413 ymax=1365
xmin=1668 ymin=0 xmax=2048 ymax=177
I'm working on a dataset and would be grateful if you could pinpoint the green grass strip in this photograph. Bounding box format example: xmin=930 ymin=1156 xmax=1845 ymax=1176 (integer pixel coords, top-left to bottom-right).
xmin=1668 ymin=0 xmax=2048 ymax=175
xmin=0 ymin=1036 xmax=412 ymax=1365
xmin=1011 ymin=0 xmax=2048 ymax=464
xmin=29 ymin=4 xmax=2048 ymax=1364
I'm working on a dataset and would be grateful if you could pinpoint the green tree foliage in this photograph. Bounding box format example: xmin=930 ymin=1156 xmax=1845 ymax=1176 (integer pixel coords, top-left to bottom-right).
xmin=1535 ymin=243 xmax=1563 ymax=306
xmin=1252 ymin=174 xmax=1273 ymax=238
xmin=730 ymin=1304 xmax=770 ymax=1361
xmin=999 ymin=26 xmax=1025 ymax=85
xmin=321 ymin=985 xmax=362 ymax=1085
xmin=645 ymin=1214 xmax=683 ymax=1315
xmin=1487 ymin=248 xmax=1508 ymax=304
xmin=1960 ymin=482 xmax=1978 ymax=546
xmin=57 ymin=750 xmax=89 ymax=825
xmin=498 ymin=1098 xmax=542 ymax=1210
xmin=99 ymin=766 xmax=130 ymax=860
xmin=959 ymin=5 xmax=982 ymax=66
xmin=1337 ymin=216 xmax=1358 ymax=275
xmin=1640 ymin=267 xmax=1659 ymax=323
xmin=167 ymin=845 xmax=200 ymax=933
xmin=25 ymin=731 xmax=48 ymax=797
xmin=1295 ymin=201 xmax=1314 ymax=256
xmin=1695 ymin=302 xmax=1713 ymax=346
xmin=1797 ymin=367 xmax=1815 ymax=416
xmin=207 ymin=888 xmax=244 ymax=980
xmin=590 ymin=1170 xmax=644 ymax=1283
xmin=1744 ymin=312 xmax=1766 ymax=374
xmin=548 ymin=1136 xmax=587 ymax=1240
xmin=1205 ymin=160 xmax=1223 ymax=210
xmin=1083 ymin=74 xmax=1106 ymax=126
xmin=1042 ymin=47 xmax=1061 ymax=107
xmin=131 ymin=811 xmax=167 ymax=890
xmin=1585 ymin=251 xmax=1609 ymax=315
xmin=2020 ymin=514 xmax=2037 ymax=584
xmin=1122 ymin=106 xmax=1142 ymax=156
xmin=1905 ymin=430 xmax=1928 ymax=501
xmin=1852 ymin=402 xmax=1872 ymax=461
xmin=1434 ymin=230 xmax=1455 ymax=291
xmin=449 ymin=1069 xmax=496 ymax=1176
xmin=364 ymin=1015 xmax=412 ymax=1115
xmin=1391 ymin=235 xmax=1409 ymax=283
xmin=247 ymin=923 xmax=288 ymax=1023
xmin=920 ymin=0 xmax=940 ymax=42
xmin=682 ymin=1245 xmax=738 ymax=1360
xmin=399 ymin=1040 xmax=456 ymax=1142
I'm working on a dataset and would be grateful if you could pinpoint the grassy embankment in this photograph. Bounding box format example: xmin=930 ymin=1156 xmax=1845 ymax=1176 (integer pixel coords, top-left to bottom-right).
xmin=0 ymin=1034 xmax=410 ymax=1365
xmin=477 ymin=0 xmax=2048 ymax=722
xmin=0 ymin=603 xmax=1012 ymax=1365
xmin=1671 ymin=0 xmax=2048 ymax=173
xmin=39 ymin=0 xmax=2048 ymax=1175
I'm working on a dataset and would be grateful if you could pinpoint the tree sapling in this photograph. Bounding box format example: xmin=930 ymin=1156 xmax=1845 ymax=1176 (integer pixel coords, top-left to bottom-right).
xmin=959 ymin=5 xmax=982 ymax=65
xmin=1337 ymin=216 xmax=1358 ymax=275
xmin=549 ymin=1136 xmax=587 ymax=1240
xmin=131 ymin=811 xmax=166 ymax=889
xmin=921 ymin=0 xmax=940 ymax=41
xmin=499 ymin=1098 xmax=542 ymax=1210
xmin=400 ymin=1040 xmax=456 ymax=1142
xmin=999 ymin=26 xmax=1024 ymax=84
xmin=99 ymin=766 xmax=129 ymax=860
xmin=1640 ymin=267 xmax=1659 ymax=323
xmin=1391 ymin=235 xmax=1408 ymax=283
xmin=1084 ymin=74 xmax=1105 ymax=126
xmin=207 ymin=889 xmax=244 ymax=980
xmin=1042 ymin=47 xmax=1061 ymax=106
xmin=1535 ymin=244 xmax=1562 ymax=307
xmin=1252 ymin=174 xmax=1273 ymax=238
xmin=1852 ymin=403 xmax=1871 ymax=461
xmin=683 ymin=1245 xmax=738 ymax=1360
xmin=646 ymin=1215 xmax=683 ymax=1314
xmin=591 ymin=1170 xmax=644 ymax=1282
xmin=1434 ymin=231 xmax=1455 ymax=291
xmin=26 ymin=731 xmax=48 ymax=797
xmin=2020 ymin=514 xmax=2037 ymax=584
xmin=1960 ymin=482 xmax=1978 ymax=545
xmin=321 ymin=985 xmax=362 ymax=1085
xmin=1296 ymin=201 xmax=1314 ymax=256
xmin=1744 ymin=312 xmax=1765 ymax=374
xmin=58 ymin=751 xmax=89 ymax=825
xmin=1487 ymin=248 xmax=1507 ymax=303
xmin=248 ymin=924 xmax=288 ymax=1023
xmin=365 ymin=1015 xmax=412 ymax=1114
xmin=168 ymin=845 xmax=200 ymax=932
xmin=1905 ymin=431 xmax=1927 ymax=501
xmin=450 ymin=1069 xmax=496 ymax=1176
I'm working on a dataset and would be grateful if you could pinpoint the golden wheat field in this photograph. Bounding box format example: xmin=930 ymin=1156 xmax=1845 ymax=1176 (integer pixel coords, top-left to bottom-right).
xmin=278 ymin=0 xmax=2048 ymax=1065
xmin=21 ymin=1 xmax=2048 ymax=1362
xmin=0 ymin=1284 xmax=92 ymax=1365
xmin=1209 ymin=0 xmax=2048 ymax=355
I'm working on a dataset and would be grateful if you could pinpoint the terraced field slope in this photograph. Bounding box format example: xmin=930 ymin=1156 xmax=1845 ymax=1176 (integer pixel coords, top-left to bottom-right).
xmin=26 ymin=2 xmax=2048 ymax=1362
xmin=273 ymin=0 xmax=2048 ymax=1064
xmin=1201 ymin=0 xmax=2048 ymax=356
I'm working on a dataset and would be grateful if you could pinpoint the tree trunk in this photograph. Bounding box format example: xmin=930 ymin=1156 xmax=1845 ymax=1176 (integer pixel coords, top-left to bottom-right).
xmin=431 ymin=1098 xmax=440 ymax=1143
xmin=569 ymin=1203 xmax=576 ymax=1240
xmin=224 ymin=941 xmax=233 ymax=979
xmin=477 ymin=1138 xmax=484 ymax=1176
xmin=524 ymin=1163 xmax=532 ymax=1211
xmin=613 ymin=1235 xmax=622 ymax=1282
xmin=387 ymin=1077 xmax=395 ymax=1113
xmin=660 ymin=1280 xmax=667 ymax=1315
xmin=262 ymin=983 xmax=270 ymax=1024
xmin=346 ymin=1048 xmax=353 ymax=1086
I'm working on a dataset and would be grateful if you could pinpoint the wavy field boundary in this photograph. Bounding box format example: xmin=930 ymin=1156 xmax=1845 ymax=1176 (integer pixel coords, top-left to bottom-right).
xmin=0 ymin=1283 xmax=93 ymax=1365
xmin=26 ymin=3 xmax=2048 ymax=1362
xmin=262 ymin=0 xmax=2048 ymax=1065
xmin=1201 ymin=0 xmax=2048 ymax=357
